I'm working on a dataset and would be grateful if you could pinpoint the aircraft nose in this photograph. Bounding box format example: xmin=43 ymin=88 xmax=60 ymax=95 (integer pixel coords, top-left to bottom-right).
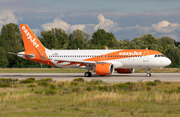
xmin=165 ymin=57 xmax=171 ymax=66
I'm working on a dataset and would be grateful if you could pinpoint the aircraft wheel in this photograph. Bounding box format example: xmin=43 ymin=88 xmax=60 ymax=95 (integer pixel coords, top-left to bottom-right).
xmin=146 ymin=73 xmax=151 ymax=77
xmin=84 ymin=72 xmax=92 ymax=77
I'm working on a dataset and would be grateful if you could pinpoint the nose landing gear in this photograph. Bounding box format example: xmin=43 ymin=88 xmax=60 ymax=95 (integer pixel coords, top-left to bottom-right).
xmin=146 ymin=68 xmax=151 ymax=77
xmin=84 ymin=72 xmax=92 ymax=77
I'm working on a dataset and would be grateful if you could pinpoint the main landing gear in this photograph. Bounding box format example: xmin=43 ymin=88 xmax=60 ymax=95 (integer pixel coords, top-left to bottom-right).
xmin=84 ymin=72 xmax=92 ymax=77
xmin=146 ymin=68 xmax=151 ymax=77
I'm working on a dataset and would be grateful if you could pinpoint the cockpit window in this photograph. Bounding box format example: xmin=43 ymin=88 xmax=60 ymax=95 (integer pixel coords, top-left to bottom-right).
xmin=155 ymin=54 xmax=165 ymax=57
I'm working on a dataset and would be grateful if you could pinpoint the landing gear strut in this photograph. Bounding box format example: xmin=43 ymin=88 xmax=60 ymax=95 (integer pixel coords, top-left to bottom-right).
xmin=84 ymin=72 xmax=92 ymax=77
xmin=146 ymin=68 xmax=151 ymax=77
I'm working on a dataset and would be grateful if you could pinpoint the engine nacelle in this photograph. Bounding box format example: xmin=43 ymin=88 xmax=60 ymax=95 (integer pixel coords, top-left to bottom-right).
xmin=116 ymin=68 xmax=135 ymax=74
xmin=95 ymin=63 xmax=114 ymax=75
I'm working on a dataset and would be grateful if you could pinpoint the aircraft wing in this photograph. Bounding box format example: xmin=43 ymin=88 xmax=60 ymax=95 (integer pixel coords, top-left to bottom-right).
xmin=54 ymin=59 xmax=123 ymax=67
xmin=54 ymin=59 xmax=96 ymax=64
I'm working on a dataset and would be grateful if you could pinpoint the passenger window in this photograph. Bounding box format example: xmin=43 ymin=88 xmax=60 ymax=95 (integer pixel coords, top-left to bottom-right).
xmin=158 ymin=55 xmax=160 ymax=57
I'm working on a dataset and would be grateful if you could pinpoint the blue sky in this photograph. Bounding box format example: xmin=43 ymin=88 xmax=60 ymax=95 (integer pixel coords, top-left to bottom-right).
xmin=0 ymin=0 xmax=180 ymax=41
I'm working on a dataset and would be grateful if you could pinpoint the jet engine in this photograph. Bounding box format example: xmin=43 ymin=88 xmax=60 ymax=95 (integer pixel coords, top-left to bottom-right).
xmin=94 ymin=63 xmax=114 ymax=75
xmin=116 ymin=68 xmax=135 ymax=74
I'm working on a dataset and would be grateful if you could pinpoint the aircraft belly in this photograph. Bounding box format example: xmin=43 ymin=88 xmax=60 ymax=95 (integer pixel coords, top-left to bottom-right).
xmin=120 ymin=58 xmax=155 ymax=68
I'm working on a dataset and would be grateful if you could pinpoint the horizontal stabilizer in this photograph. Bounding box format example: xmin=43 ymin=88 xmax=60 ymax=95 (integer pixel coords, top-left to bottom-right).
xmin=8 ymin=52 xmax=35 ymax=58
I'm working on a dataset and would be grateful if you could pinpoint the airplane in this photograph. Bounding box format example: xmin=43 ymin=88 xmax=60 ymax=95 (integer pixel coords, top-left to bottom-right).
xmin=9 ymin=24 xmax=171 ymax=77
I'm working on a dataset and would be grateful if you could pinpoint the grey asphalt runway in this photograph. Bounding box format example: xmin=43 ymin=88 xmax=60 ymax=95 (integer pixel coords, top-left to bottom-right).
xmin=0 ymin=73 xmax=180 ymax=83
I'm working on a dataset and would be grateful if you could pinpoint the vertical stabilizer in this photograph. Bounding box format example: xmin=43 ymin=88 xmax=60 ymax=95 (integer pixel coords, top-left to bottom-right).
xmin=20 ymin=24 xmax=46 ymax=54
xmin=19 ymin=24 xmax=55 ymax=66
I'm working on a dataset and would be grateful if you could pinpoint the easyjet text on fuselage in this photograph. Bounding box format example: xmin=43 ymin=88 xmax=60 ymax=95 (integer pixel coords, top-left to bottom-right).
xmin=119 ymin=51 xmax=142 ymax=56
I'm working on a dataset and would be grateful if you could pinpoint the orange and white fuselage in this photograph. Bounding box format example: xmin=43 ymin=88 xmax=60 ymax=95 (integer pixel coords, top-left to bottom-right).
xmin=16 ymin=24 xmax=171 ymax=77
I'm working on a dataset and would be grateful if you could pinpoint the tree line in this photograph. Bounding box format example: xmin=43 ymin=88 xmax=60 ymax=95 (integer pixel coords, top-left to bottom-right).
xmin=0 ymin=23 xmax=180 ymax=68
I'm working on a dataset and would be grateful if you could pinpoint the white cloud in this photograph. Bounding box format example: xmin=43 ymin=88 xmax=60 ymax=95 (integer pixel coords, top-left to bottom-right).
xmin=42 ymin=17 xmax=87 ymax=32
xmin=94 ymin=14 xmax=120 ymax=32
xmin=42 ymin=14 xmax=121 ymax=33
xmin=32 ymin=28 xmax=40 ymax=35
xmin=41 ymin=14 xmax=180 ymax=41
xmin=69 ymin=24 xmax=86 ymax=32
xmin=123 ymin=25 xmax=152 ymax=34
xmin=0 ymin=11 xmax=21 ymax=29
xmin=152 ymin=20 xmax=180 ymax=33
xmin=160 ymin=34 xmax=180 ymax=41
xmin=41 ymin=17 xmax=71 ymax=31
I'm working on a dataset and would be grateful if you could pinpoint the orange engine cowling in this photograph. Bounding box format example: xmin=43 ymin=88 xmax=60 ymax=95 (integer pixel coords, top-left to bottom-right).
xmin=116 ymin=68 xmax=134 ymax=74
xmin=95 ymin=63 xmax=114 ymax=75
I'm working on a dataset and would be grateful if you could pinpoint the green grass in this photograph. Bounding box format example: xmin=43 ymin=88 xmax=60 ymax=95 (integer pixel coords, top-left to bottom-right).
xmin=0 ymin=68 xmax=180 ymax=73
xmin=1 ymin=78 xmax=180 ymax=116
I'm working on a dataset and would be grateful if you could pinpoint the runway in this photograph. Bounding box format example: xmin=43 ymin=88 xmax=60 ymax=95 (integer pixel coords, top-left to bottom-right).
xmin=0 ymin=73 xmax=180 ymax=83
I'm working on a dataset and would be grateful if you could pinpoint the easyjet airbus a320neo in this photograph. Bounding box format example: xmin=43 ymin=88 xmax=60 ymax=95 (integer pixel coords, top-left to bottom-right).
xmin=10 ymin=24 xmax=171 ymax=77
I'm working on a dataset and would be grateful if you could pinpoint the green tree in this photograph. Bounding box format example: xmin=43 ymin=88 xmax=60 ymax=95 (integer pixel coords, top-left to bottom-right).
xmin=108 ymin=38 xmax=121 ymax=49
xmin=164 ymin=46 xmax=180 ymax=66
xmin=52 ymin=28 xmax=69 ymax=49
xmin=131 ymin=34 xmax=159 ymax=50
xmin=119 ymin=39 xmax=131 ymax=49
xmin=40 ymin=30 xmax=56 ymax=49
xmin=40 ymin=28 xmax=69 ymax=49
xmin=69 ymin=29 xmax=90 ymax=42
xmin=68 ymin=29 xmax=90 ymax=49
xmin=91 ymin=29 xmax=116 ymax=47
xmin=0 ymin=23 xmax=24 ymax=66
xmin=174 ymin=40 xmax=180 ymax=47
xmin=67 ymin=38 xmax=84 ymax=49
xmin=0 ymin=47 xmax=9 ymax=66
xmin=159 ymin=36 xmax=174 ymax=52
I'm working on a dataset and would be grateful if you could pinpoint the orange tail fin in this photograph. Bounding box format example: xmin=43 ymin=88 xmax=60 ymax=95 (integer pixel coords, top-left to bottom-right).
xmin=20 ymin=24 xmax=56 ymax=67
xmin=20 ymin=24 xmax=46 ymax=54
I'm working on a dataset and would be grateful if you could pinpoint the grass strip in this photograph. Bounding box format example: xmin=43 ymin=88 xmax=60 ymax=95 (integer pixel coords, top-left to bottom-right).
xmin=0 ymin=78 xmax=180 ymax=116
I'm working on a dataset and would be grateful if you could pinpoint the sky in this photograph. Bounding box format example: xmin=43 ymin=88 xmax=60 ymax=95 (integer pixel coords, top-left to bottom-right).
xmin=0 ymin=0 xmax=180 ymax=41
